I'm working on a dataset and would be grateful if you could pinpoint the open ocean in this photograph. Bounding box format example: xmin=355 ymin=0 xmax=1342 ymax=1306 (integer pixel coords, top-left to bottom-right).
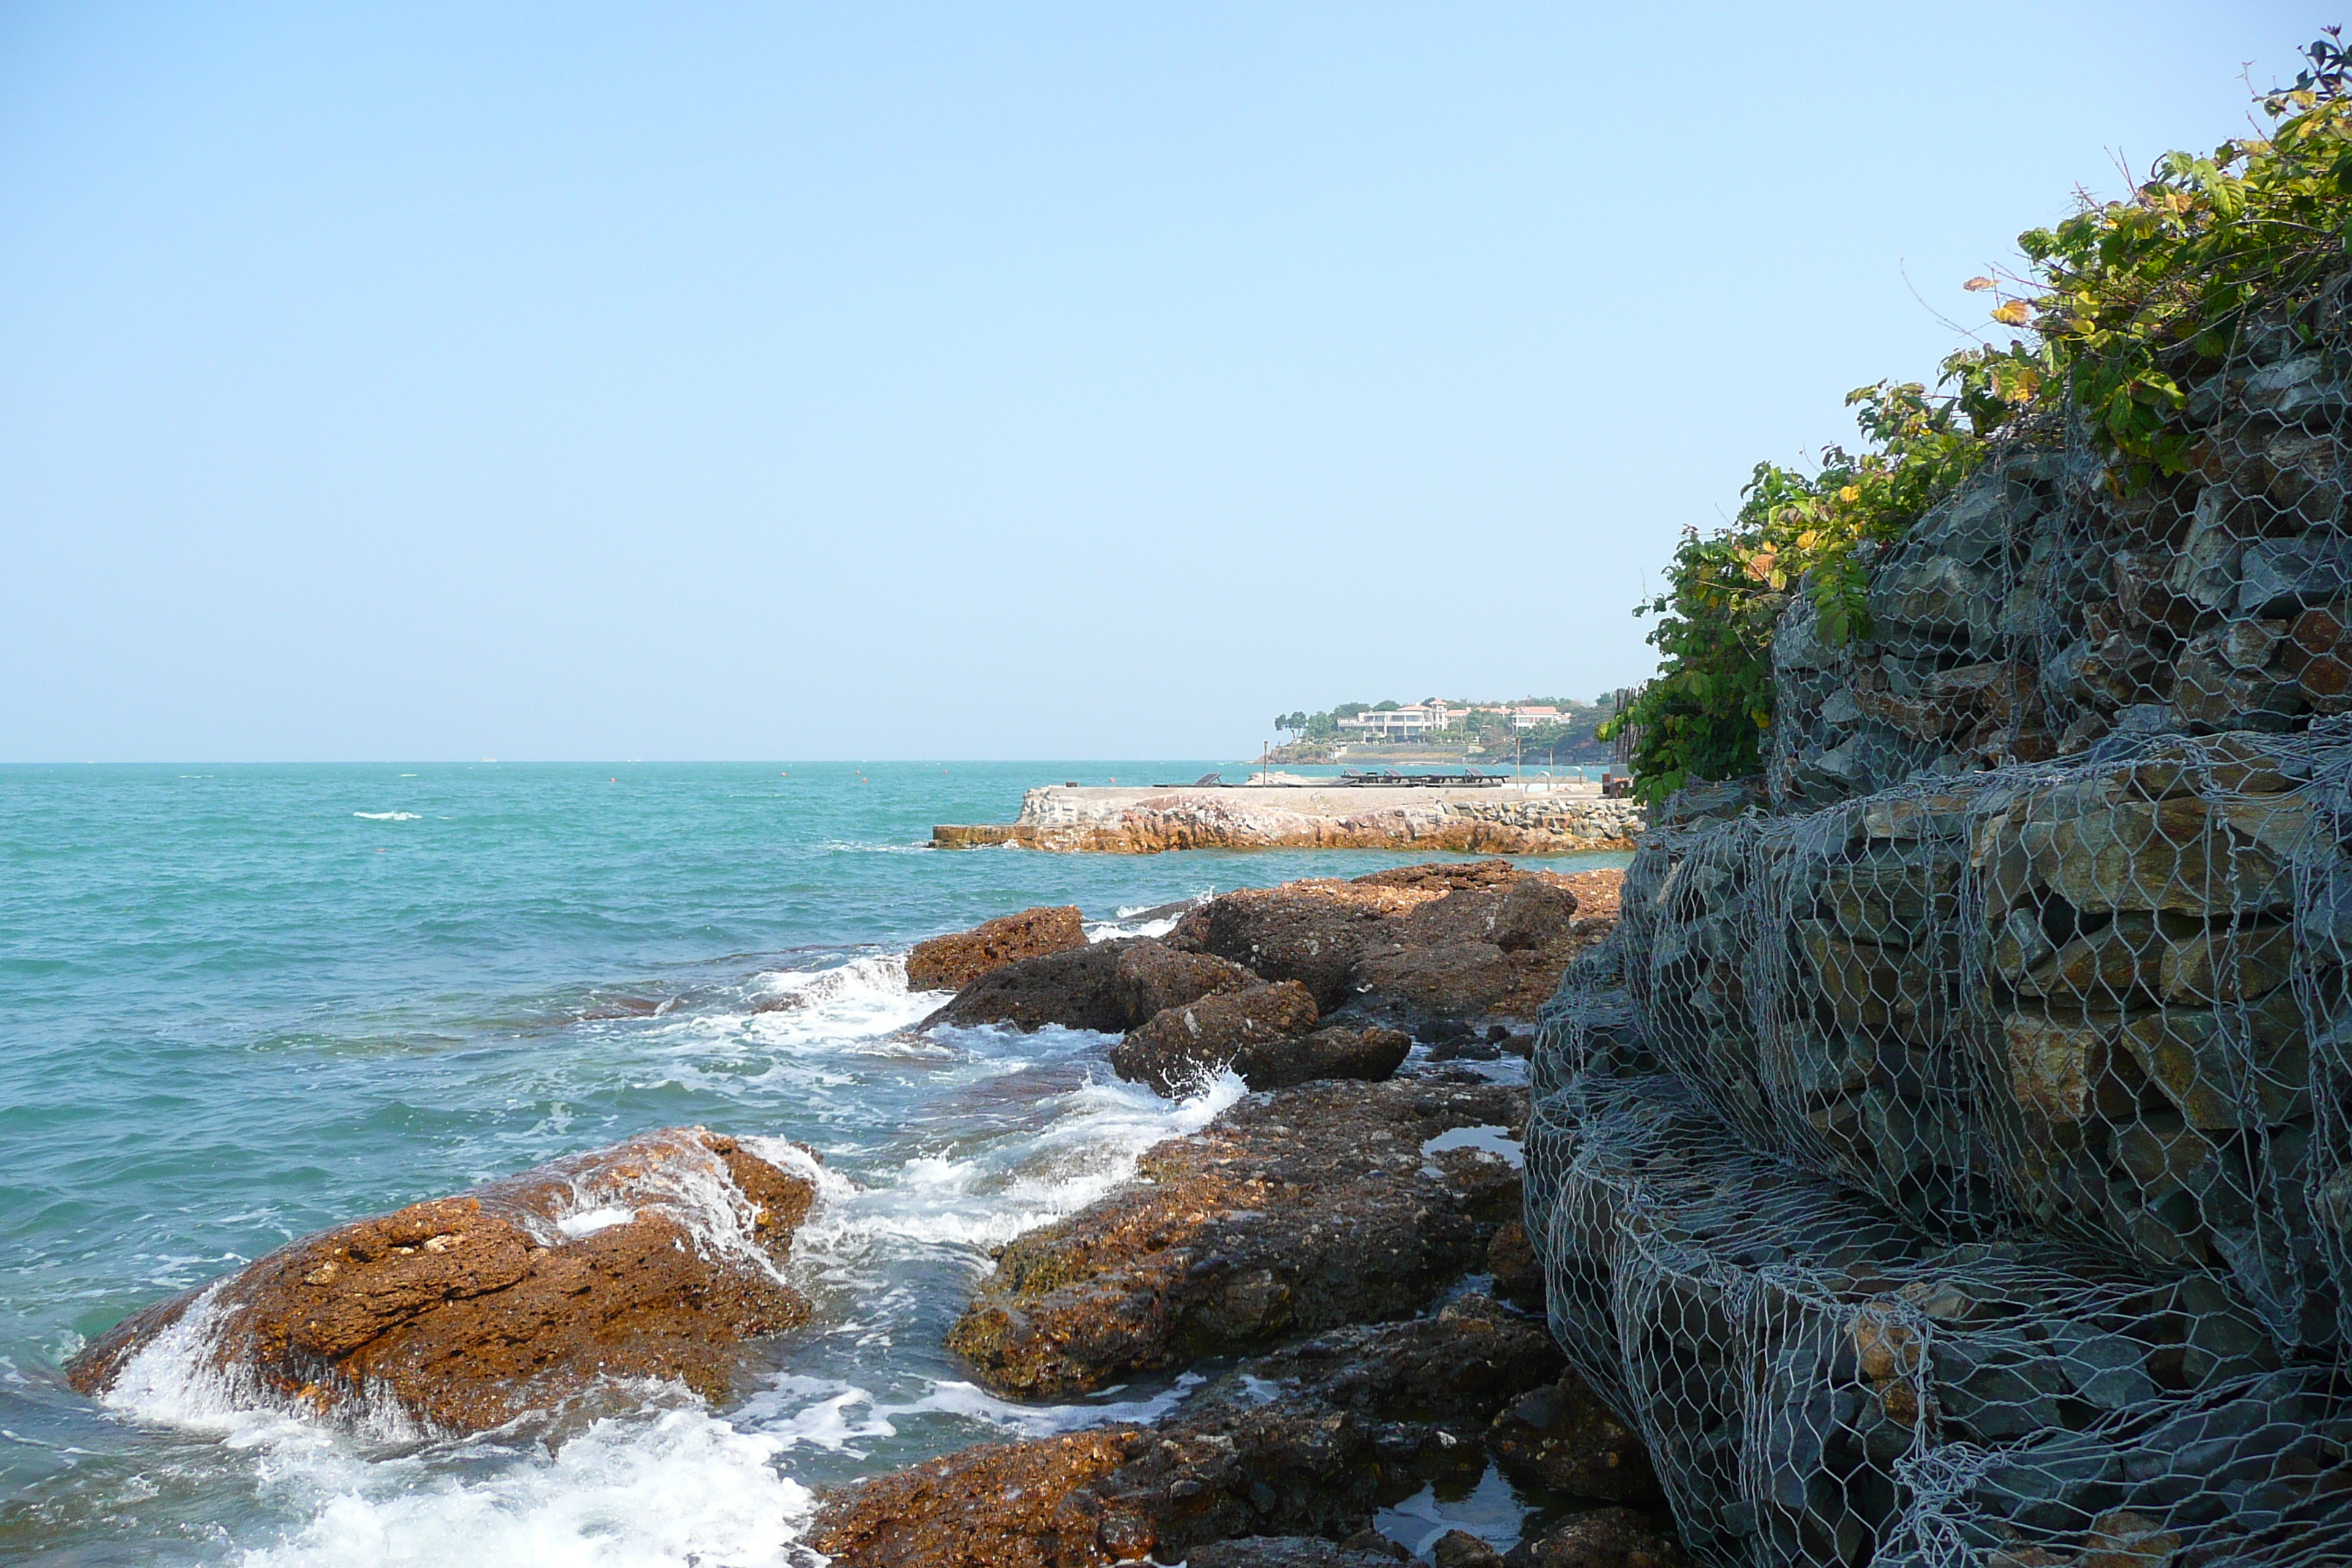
xmin=0 ymin=761 xmax=1627 ymax=1566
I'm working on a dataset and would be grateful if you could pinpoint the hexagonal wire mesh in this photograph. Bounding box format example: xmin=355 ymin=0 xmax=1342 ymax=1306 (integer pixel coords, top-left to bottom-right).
xmin=1765 ymin=278 xmax=2352 ymax=812
xmin=1524 ymin=1067 xmax=2312 ymax=1568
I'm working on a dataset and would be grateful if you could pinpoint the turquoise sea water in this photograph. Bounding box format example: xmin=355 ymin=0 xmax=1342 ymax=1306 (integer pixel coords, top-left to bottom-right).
xmin=0 ymin=762 xmax=1625 ymax=1566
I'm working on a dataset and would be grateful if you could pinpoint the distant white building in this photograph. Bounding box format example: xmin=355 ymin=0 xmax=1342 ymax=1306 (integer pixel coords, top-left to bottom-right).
xmin=1335 ymin=701 xmax=1459 ymax=739
xmin=1332 ymin=700 xmax=1573 ymax=743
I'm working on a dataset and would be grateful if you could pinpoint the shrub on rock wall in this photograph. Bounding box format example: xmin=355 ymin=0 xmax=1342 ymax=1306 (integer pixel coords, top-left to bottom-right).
xmin=1605 ymin=35 xmax=2352 ymax=804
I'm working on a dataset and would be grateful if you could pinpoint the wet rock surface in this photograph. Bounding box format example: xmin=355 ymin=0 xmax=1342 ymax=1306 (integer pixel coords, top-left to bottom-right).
xmin=64 ymin=1128 xmax=816 ymax=1433
xmin=921 ymin=937 xmax=1257 ymax=1034
xmin=1188 ymin=1538 xmax=1417 ymax=1568
xmin=818 ymin=1294 xmax=1597 ymax=1568
xmin=945 ymin=1077 xmax=1530 ymax=1398
xmin=1501 ymin=1510 xmax=1689 ymax=1568
xmin=1487 ymin=1376 xmax=1659 ymax=1504
xmin=1111 ymin=983 xmax=1414 ymax=1096
xmin=908 ymin=905 xmax=1088 ymax=992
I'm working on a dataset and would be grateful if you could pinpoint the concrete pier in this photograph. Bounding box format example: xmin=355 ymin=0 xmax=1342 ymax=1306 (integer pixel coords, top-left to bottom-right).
xmin=932 ymin=779 xmax=1643 ymax=854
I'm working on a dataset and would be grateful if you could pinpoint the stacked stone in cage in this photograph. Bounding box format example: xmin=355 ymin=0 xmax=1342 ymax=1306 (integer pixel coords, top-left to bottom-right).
xmin=1523 ymin=1066 xmax=2313 ymax=1568
xmin=1767 ymin=282 xmax=2352 ymax=807
xmin=1526 ymin=265 xmax=2352 ymax=1568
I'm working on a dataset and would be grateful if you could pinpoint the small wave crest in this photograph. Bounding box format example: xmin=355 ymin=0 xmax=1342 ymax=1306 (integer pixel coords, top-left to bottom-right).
xmin=739 ymin=954 xmax=937 ymax=1049
xmin=790 ymin=1068 xmax=1244 ymax=1262
xmin=352 ymin=812 xmax=421 ymax=821
xmin=236 ymin=1401 xmax=812 ymax=1567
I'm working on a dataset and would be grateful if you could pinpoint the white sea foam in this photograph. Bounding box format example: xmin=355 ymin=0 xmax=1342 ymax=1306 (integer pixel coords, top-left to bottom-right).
xmin=742 ymin=954 xmax=939 ymax=1049
xmin=235 ymin=1405 xmax=812 ymax=1568
xmin=556 ymin=1205 xmax=636 ymax=1239
xmin=351 ymin=812 xmax=421 ymax=821
xmin=788 ymin=1068 xmax=1245 ymax=1261
xmin=735 ymin=1371 xmax=1205 ymax=1452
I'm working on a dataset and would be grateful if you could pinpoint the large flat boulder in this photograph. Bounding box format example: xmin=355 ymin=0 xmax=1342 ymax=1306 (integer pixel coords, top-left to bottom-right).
xmin=920 ymin=937 xmax=1256 ymax=1034
xmin=65 ymin=1128 xmax=816 ymax=1432
xmin=906 ymin=905 xmax=1087 ymax=992
xmin=1169 ymin=860 xmax=1618 ymax=1026
xmin=945 ymin=1077 xmax=1528 ymax=1398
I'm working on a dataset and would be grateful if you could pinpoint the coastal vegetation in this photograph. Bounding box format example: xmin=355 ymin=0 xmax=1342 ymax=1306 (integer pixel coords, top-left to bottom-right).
xmin=1600 ymin=31 xmax=2352 ymax=800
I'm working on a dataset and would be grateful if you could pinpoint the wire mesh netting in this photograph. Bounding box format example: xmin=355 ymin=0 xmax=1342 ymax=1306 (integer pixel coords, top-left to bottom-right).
xmin=1766 ymin=279 xmax=2352 ymax=810
xmin=1603 ymin=727 xmax=2351 ymax=1352
xmin=1524 ymin=1063 xmax=2316 ymax=1567
xmin=1525 ymin=264 xmax=2352 ymax=1568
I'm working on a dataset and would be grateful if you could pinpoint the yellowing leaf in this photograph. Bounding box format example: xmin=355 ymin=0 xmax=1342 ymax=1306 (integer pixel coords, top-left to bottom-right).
xmin=1991 ymin=299 xmax=2032 ymax=325
xmin=1963 ymin=276 xmax=1996 ymax=292
xmin=1836 ymin=485 xmax=1861 ymax=505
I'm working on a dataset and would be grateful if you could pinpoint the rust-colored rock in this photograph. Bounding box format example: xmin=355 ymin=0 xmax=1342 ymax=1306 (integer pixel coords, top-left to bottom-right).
xmin=64 ymin=1128 xmax=816 ymax=1433
xmin=945 ymin=1078 xmax=1529 ymax=1398
xmin=1109 ymin=981 xmax=1322 ymax=1094
xmin=907 ymin=905 xmax=1088 ymax=992
xmin=1169 ymin=861 xmax=1621 ymax=1025
xmin=921 ymin=938 xmax=1256 ymax=1034
xmin=818 ymin=1294 xmax=1567 ymax=1568
xmin=1488 ymin=1373 xmax=1662 ymax=1503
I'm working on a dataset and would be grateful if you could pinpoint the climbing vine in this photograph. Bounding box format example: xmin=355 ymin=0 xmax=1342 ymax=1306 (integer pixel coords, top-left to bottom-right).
xmin=1603 ymin=33 xmax=2352 ymax=803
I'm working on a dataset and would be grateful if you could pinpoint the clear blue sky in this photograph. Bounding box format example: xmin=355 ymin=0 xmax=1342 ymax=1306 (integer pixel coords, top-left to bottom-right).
xmin=0 ymin=3 xmax=2311 ymax=760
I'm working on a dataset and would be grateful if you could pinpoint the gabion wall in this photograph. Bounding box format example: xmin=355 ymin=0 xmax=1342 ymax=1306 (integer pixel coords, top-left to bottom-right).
xmin=1527 ymin=287 xmax=2352 ymax=1567
xmin=1768 ymin=280 xmax=2352 ymax=810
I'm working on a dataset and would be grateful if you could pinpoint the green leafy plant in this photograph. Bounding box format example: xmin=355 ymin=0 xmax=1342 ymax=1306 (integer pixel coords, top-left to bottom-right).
xmin=1603 ymin=34 xmax=2352 ymax=803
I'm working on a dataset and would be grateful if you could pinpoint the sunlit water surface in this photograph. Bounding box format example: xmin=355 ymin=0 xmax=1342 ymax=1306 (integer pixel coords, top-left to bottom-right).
xmin=0 ymin=762 xmax=1626 ymax=1565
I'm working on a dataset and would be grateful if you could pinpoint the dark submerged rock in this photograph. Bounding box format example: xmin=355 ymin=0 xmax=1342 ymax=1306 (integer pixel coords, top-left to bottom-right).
xmin=1487 ymin=1374 xmax=1662 ymax=1504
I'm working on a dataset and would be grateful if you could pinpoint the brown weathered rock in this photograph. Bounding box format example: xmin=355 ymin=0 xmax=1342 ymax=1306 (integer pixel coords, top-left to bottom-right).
xmin=1168 ymin=878 xmax=1437 ymax=1009
xmin=818 ymin=1295 xmax=1567 ymax=1568
xmin=1501 ymin=1509 xmax=1689 ymax=1568
xmin=1169 ymin=862 xmax=1616 ymax=1025
xmin=907 ymin=905 xmax=1087 ymax=992
xmin=946 ymin=1079 xmax=1529 ymax=1397
xmin=1242 ymin=1025 xmax=1417 ymax=1090
xmin=1111 ymin=981 xmax=1322 ymax=1094
xmin=810 ymin=1427 xmax=1153 ymax=1568
xmin=64 ymin=1128 xmax=815 ymax=1432
xmin=921 ymin=938 xmax=1256 ymax=1034
xmin=1488 ymin=1373 xmax=1662 ymax=1503
xmin=1433 ymin=1531 xmax=1509 ymax=1568
xmin=1486 ymin=1218 xmax=1545 ymax=1311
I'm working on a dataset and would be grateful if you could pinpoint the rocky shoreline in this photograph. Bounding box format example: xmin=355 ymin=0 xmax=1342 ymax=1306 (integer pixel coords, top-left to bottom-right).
xmin=65 ymin=856 xmax=1659 ymax=1566
xmin=808 ymin=856 xmax=1672 ymax=1567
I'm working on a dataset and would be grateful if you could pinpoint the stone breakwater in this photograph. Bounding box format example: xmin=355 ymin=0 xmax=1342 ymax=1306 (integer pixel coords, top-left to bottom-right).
xmin=933 ymin=783 xmax=1646 ymax=855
